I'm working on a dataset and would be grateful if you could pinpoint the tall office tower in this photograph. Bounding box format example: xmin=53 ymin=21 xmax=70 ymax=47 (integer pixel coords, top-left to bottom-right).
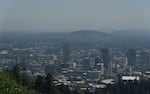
xmin=62 ymin=42 xmax=70 ymax=63
xmin=127 ymin=49 xmax=136 ymax=66
xmin=96 ymin=63 xmax=104 ymax=75
xmin=94 ymin=57 xmax=101 ymax=67
xmin=140 ymin=51 xmax=150 ymax=64
xmin=100 ymin=48 xmax=110 ymax=70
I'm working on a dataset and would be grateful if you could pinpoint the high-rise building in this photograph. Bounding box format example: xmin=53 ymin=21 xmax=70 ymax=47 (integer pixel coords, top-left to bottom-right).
xmin=127 ymin=49 xmax=136 ymax=66
xmin=62 ymin=42 xmax=70 ymax=63
xmin=96 ymin=63 xmax=104 ymax=75
xmin=100 ymin=48 xmax=110 ymax=70
xmin=140 ymin=51 xmax=150 ymax=64
xmin=94 ymin=57 xmax=101 ymax=67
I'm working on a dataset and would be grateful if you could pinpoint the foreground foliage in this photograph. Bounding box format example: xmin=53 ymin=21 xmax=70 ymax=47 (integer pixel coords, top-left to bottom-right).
xmin=0 ymin=72 xmax=29 ymax=94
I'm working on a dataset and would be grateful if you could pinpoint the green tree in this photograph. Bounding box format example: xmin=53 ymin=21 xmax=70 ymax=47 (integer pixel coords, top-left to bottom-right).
xmin=12 ymin=64 xmax=21 ymax=83
xmin=34 ymin=75 xmax=44 ymax=93
xmin=0 ymin=72 xmax=29 ymax=94
xmin=45 ymin=73 xmax=54 ymax=94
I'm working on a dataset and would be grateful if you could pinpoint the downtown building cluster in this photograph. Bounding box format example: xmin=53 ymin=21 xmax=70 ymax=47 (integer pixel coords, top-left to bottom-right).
xmin=0 ymin=42 xmax=150 ymax=93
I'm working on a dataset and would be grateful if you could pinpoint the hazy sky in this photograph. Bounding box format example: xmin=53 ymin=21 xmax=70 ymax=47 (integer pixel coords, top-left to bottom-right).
xmin=0 ymin=0 xmax=150 ymax=32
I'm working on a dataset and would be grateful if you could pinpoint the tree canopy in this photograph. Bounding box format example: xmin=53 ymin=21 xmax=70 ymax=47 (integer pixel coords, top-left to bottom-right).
xmin=0 ymin=72 xmax=29 ymax=94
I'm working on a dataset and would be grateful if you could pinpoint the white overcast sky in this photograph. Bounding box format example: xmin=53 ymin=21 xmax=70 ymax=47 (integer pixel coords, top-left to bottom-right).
xmin=0 ymin=0 xmax=150 ymax=32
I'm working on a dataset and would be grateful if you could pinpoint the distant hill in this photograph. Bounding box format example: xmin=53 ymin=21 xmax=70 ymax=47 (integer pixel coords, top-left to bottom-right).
xmin=67 ymin=30 xmax=110 ymax=42
xmin=112 ymin=29 xmax=150 ymax=36
xmin=70 ymin=30 xmax=108 ymax=35
xmin=1 ymin=30 xmax=150 ymax=48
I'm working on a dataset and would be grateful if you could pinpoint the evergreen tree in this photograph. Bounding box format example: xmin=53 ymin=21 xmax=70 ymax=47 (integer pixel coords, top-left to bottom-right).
xmin=12 ymin=64 xmax=21 ymax=83
xmin=0 ymin=72 xmax=29 ymax=94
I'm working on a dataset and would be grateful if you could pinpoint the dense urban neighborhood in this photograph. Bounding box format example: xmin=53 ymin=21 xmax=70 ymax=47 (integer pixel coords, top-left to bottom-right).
xmin=1 ymin=31 xmax=150 ymax=94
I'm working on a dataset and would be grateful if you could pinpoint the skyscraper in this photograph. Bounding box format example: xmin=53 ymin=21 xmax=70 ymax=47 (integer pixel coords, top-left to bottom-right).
xmin=62 ymin=42 xmax=70 ymax=63
xmin=140 ymin=51 xmax=150 ymax=64
xmin=94 ymin=57 xmax=101 ymax=67
xmin=127 ymin=49 xmax=136 ymax=66
xmin=100 ymin=48 xmax=110 ymax=70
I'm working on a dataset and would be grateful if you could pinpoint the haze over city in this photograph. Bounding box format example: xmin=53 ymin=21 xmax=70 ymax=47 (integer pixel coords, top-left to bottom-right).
xmin=1 ymin=1 xmax=150 ymax=94
xmin=0 ymin=0 xmax=150 ymax=32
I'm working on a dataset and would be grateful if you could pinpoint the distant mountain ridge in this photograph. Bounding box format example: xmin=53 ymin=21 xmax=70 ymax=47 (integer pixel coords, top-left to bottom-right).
xmin=1 ymin=30 xmax=150 ymax=48
xmin=66 ymin=30 xmax=110 ymax=42
xmin=112 ymin=29 xmax=150 ymax=36
xmin=70 ymin=30 xmax=108 ymax=35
